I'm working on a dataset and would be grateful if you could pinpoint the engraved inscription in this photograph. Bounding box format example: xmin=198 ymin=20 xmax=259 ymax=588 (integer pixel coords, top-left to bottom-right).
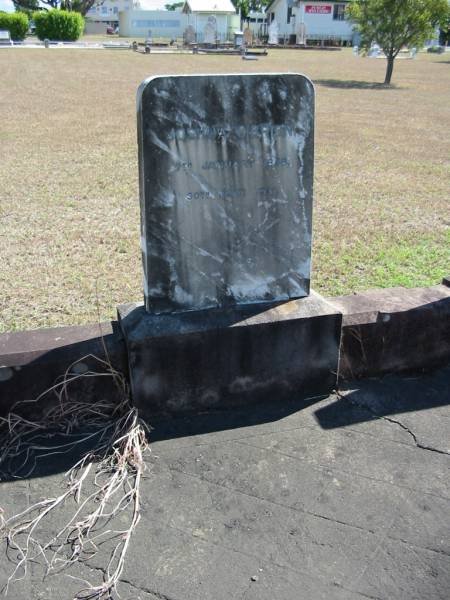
xmin=166 ymin=123 xmax=296 ymax=141
xmin=202 ymin=158 xmax=255 ymax=170
xmin=185 ymin=188 xmax=246 ymax=201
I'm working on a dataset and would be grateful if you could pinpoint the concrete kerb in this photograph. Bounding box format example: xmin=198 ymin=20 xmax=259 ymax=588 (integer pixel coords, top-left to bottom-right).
xmin=1 ymin=279 xmax=449 ymax=418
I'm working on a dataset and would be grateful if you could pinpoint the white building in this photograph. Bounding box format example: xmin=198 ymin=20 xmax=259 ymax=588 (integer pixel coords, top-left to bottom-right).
xmin=182 ymin=0 xmax=238 ymax=42
xmin=265 ymin=0 xmax=355 ymax=45
xmin=119 ymin=0 xmax=239 ymax=40
xmin=85 ymin=0 xmax=167 ymax=33
xmin=119 ymin=9 xmax=187 ymax=38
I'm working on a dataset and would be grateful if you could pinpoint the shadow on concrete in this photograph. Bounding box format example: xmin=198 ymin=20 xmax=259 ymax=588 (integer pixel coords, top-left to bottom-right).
xmin=0 ymin=426 xmax=110 ymax=482
xmin=314 ymin=365 xmax=450 ymax=429
xmin=148 ymin=393 xmax=323 ymax=443
xmin=0 ymin=393 xmax=323 ymax=482
xmin=315 ymin=79 xmax=397 ymax=90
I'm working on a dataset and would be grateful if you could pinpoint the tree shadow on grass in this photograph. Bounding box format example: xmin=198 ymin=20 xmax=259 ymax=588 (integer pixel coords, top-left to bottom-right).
xmin=315 ymin=78 xmax=400 ymax=90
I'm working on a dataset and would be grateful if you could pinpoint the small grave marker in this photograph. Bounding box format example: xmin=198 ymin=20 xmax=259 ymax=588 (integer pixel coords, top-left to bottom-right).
xmin=243 ymin=28 xmax=253 ymax=46
xmin=0 ymin=30 xmax=12 ymax=46
xmin=184 ymin=24 xmax=196 ymax=45
xmin=204 ymin=16 xmax=216 ymax=44
xmin=268 ymin=20 xmax=279 ymax=45
xmin=296 ymin=22 xmax=306 ymax=46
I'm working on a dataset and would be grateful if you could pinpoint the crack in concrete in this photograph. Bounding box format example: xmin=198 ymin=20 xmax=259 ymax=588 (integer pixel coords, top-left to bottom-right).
xmin=234 ymin=438 xmax=450 ymax=501
xmin=168 ymin=521 xmax=381 ymax=600
xmin=340 ymin=392 xmax=450 ymax=457
xmin=168 ymin=462 xmax=379 ymax=535
xmin=119 ymin=576 xmax=178 ymax=600
xmin=87 ymin=564 xmax=177 ymax=600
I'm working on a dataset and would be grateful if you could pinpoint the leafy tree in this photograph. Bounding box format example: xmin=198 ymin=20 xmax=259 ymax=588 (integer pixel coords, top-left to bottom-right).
xmin=165 ymin=1 xmax=184 ymax=10
xmin=14 ymin=0 xmax=39 ymax=18
xmin=0 ymin=11 xmax=29 ymax=40
xmin=60 ymin=0 xmax=104 ymax=17
xmin=12 ymin=0 xmax=103 ymax=17
xmin=347 ymin=0 xmax=450 ymax=84
xmin=439 ymin=17 xmax=450 ymax=44
xmin=12 ymin=0 xmax=58 ymax=9
xmin=232 ymin=0 xmax=271 ymax=20
xmin=33 ymin=8 xmax=84 ymax=39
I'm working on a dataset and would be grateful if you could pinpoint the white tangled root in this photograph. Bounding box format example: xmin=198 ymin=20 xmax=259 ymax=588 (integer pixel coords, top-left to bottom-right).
xmin=0 ymin=353 xmax=150 ymax=600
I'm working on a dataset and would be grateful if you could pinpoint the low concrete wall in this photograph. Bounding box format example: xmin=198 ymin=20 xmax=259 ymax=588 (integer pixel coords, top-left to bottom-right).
xmin=331 ymin=281 xmax=450 ymax=380
xmin=1 ymin=280 xmax=449 ymax=417
xmin=0 ymin=322 xmax=127 ymax=417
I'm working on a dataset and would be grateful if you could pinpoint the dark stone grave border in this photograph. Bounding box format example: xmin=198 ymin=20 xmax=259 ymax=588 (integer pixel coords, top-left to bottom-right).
xmin=1 ymin=278 xmax=449 ymax=418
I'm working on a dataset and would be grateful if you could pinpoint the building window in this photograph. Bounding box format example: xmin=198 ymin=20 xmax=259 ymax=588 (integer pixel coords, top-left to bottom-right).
xmin=333 ymin=3 xmax=346 ymax=20
xmin=113 ymin=6 xmax=118 ymax=13
xmin=131 ymin=19 xmax=181 ymax=28
xmin=101 ymin=6 xmax=107 ymax=13
xmin=287 ymin=6 xmax=292 ymax=23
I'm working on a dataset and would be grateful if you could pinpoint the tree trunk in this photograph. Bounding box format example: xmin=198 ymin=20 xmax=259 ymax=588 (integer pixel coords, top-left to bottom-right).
xmin=384 ymin=55 xmax=395 ymax=85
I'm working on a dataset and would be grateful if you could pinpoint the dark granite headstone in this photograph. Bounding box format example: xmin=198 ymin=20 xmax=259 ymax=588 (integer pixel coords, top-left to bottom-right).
xmin=137 ymin=73 xmax=314 ymax=314
xmin=119 ymin=73 xmax=341 ymax=417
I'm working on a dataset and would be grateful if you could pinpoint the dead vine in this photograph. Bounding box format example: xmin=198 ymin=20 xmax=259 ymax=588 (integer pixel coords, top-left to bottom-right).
xmin=0 ymin=354 xmax=150 ymax=599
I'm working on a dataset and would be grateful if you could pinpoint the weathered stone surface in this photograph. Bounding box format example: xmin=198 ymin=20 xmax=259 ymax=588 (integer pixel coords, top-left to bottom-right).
xmin=118 ymin=291 xmax=341 ymax=419
xmin=331 ymin=284 xmax=450 ymax=379
xmin=0 ymin=322 xmax=127 ymax=417
xmin=137 ymin=73 xmax=314 ymax=314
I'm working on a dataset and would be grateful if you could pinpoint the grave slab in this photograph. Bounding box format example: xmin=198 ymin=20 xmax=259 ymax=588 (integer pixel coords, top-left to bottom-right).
xmin=118 ymin=291 xmax=341 ymax=418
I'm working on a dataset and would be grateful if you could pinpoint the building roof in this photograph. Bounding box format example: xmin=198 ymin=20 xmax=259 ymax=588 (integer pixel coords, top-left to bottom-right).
xmin=183 ymin=0 xmax=236 ymax=13
xmin=135 ymin=0 xmax=170 ymax=9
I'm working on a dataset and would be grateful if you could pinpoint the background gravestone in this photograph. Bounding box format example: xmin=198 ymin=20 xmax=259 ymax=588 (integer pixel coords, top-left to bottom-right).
xmin=137 ymin=73 xmax=314 ymax=314
xmin=184 ymin=24 xmax=195 ymax=45
xmin=243 ymin=28 xmax=253 ymax=46
xmin=297 ymin=22 xmax=307 ymax=46
xmin=203 ymin=16 xmax=217 ymax=44
xmin=268 ymin=20 xmax=279 ymax=45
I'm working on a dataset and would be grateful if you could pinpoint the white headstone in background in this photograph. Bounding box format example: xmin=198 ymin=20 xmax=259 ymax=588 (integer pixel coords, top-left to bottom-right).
xmin=243 ymin=27 xmax=253 ymax=47
xmin=0 ymin=30 xmax=12 ymax=46
xmin=184 ymin=24 xmax=196 ymax=45
xmin=204 ymin=16 xmax=217 ymax=45
xmin=368 ymin=43 xmax=380 ymax=58
xmin=353 ymin=45 xmax=359 ymax=55
xmin=268 ymin=20 xmax=279 ymax=45
xmin=296 ymin=22 xmax=306 ymax=46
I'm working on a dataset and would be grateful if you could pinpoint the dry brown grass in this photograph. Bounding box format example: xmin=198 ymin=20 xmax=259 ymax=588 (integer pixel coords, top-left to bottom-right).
xmin=0 ymin=48 xmax=449 ymax=333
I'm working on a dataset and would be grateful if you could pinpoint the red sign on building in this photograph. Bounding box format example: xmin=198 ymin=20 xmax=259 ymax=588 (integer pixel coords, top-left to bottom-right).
xmin=305 ymin=5 xmax=332 ymax=13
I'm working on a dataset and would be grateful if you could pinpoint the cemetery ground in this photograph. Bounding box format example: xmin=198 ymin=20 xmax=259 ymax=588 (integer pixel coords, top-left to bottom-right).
xmin=1 ymin=366 xmax=450 ymax=599
xmin=1 ymin=50 xmax=450 ymax=600
xmin=1 ymin=48 xmax=449 ymax=333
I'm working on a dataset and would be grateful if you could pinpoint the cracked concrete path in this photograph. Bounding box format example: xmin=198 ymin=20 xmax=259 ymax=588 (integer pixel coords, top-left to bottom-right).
xmin=1 ymin=365 xmax=449 ymax=600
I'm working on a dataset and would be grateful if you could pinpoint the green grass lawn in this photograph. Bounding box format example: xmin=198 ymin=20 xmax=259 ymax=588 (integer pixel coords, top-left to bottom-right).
xmin=0 ymin=48 xmax=449 ymax=333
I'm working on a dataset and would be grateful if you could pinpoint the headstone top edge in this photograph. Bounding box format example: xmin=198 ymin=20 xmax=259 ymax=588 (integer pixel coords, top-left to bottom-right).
xmin=137 ymin=72 xmax=315 ymax=108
